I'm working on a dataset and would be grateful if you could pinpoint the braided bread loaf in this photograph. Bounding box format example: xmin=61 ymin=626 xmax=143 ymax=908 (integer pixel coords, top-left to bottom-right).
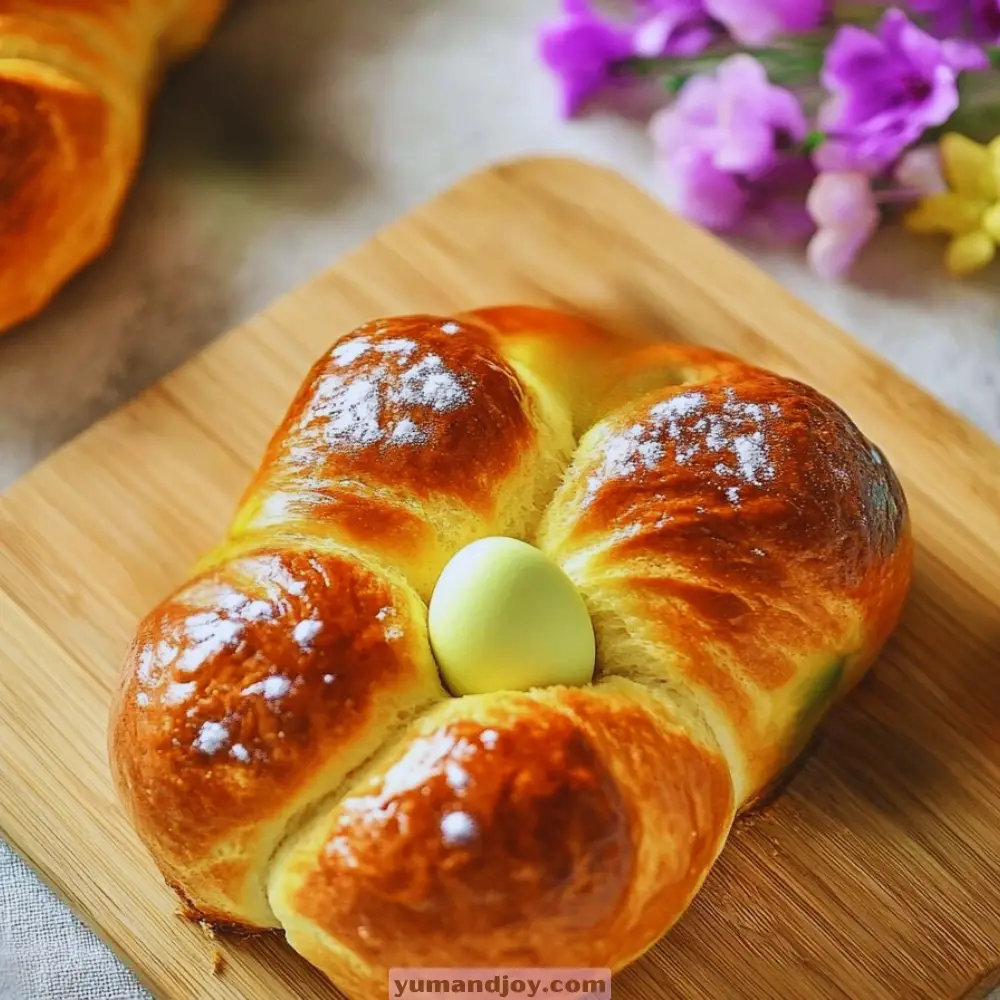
xmin=109 ymin=306 xmax=912 ymax=995
xmin=0 ymin=0 xmax=227 ymax=333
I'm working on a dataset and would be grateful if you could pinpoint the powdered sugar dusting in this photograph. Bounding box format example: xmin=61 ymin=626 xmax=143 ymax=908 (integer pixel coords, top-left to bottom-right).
xmin=375 ymin=605 xmax=403 ymax=641
xmin=193 ymin=721 xmax=229 ymax=755
xmin=390 ymin=417 xmax=429 ymax=445
xmin=293 ymin=618 xmax=323 ymax=649
xmin=178 ymin=615 xmax=243 ymax=674
xmin=218 ymin=591 xmax=247 ymax=612
xmin=388 ymin=734 xmax=473 ymax=801
xmin=241 ymin=676 xmax=292 ymax=701
xmin=657 ymin=391 xmax=705 ymax=418
xmin=588 ymin=388 xmax=779 ymax=506
xmin=326 ymin=733 xmax=480 ymax=851
xmin=258 ymin=556 xmax=307 ymax=597
xmin=230 ymin=743 xmax=251 ymax=763
xmin=241 ymin=600 xmax=273 ymax=621
xmin=332 ymin=338 xmax=372 ymax=366
xmin=375 ymin=338 xmax=417 ymax=357
xmin=441 ymin=322 xmax=461 ymax=334
xmin=395 ymin=355 xmax=468 ymax=410
xmin=314 ymin=377 xmax=383 ymax=448
xmin=445 ymin=760 xmax=470 ymax=792
xmin=587 ymin=393 xmax=705 ymax=494
xmin=440 ymin=810 xmax=478 ymax=847
xmin=136 ymin=647 xmax=155 ymax=685
xmin=136 ymin=640 xmax=185 ymax=695
xmin=175 ymin=596 xmax=280 ymax=675
xmin=155 ymin=641 xmax=177 ymax=667
xmin=614 ymin=521 xmax=644 ymax=542
xmin=306 ymin=334 xmax=473 ymax=453
xmin=164 ymin=681 xmax=197 ymax=706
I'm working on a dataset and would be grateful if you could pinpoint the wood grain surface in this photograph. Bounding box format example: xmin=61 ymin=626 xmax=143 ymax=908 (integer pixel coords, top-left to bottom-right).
xmin=1 ymin=158 xmax=998 ymax=1000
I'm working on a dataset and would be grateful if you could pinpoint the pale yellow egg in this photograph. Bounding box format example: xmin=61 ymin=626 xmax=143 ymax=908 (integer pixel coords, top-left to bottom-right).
xmin=428 ymin=536 xmax=596 ymax=696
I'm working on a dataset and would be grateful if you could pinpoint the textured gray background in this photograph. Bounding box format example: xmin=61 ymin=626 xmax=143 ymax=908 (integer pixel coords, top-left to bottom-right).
xmin=0 ymin=1 xmax=997 ymax=997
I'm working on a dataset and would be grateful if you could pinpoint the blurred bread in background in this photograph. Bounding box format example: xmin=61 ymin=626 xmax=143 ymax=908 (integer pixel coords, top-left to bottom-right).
xmin=0 ymin=0 xmax=228 ymax=335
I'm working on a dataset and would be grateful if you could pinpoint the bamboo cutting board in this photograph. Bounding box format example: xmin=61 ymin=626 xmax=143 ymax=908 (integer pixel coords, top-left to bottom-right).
xmin=1 ymin=158 xmax=998 ymax=1000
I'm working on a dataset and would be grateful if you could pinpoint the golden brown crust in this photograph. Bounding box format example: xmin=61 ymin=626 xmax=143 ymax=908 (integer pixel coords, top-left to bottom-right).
xmin=0 ymin=66 xmax=131 ymax=330
xmin=269 ymin=680 xmax=734 ymax=995
xmin=466 ymin=305 xmax=747 ymax=434
xmin=109 ymin=546 xmax=445 ymax=926
xmin=0 ymin=1 xmax=227 ymax=334
xmin=227 ymin=315 xmax=574 ymax=598
xmin=110 ymin=306 xmax=912 ymax=993
xmin=263 ymin=316 xmax=534 ymax=507
xmin=539 ymin=369 xmax=912 ymax=800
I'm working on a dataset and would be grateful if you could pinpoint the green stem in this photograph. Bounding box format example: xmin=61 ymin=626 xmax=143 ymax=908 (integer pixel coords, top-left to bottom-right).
xmin=618 ymin=39 xmax=827 ymax=89
xmin=829 ymin=1 xmax=890 ymax=30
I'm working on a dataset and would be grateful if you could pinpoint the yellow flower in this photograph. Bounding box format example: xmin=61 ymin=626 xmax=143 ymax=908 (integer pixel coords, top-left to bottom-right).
xmin=904 ymin=133 xmax=1000 ymax=276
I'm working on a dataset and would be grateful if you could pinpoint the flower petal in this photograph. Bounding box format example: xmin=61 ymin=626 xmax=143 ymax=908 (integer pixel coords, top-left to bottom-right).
xmin=875 ymin=7 xmax=912 ymax=49
xmin=807 ymin=226 xmax=872 ymax=279
xmin=945 ymin=231 xmax=996 ymax=275
xmin=649 ymin=96 xmax=714 ymax=158
xmin=904 ymin=193 xmax=988 ymax=235
xmin=894 ymin=146 xmax=946 ymax=195
xmin=982 ymin=203 xmax=1000 ymax=243
xmin=715 ymin=52 xmax=769 ymax=93
xmin=989 ymin=137 xmax=1000 ymax=194
xmin=940 ymin=39 xmax=989 ymax=72
xmin=673 ymin=74 xmax=722 ymax=127
xmin=537 ymin=1 xmax=634 ymax=117
xmin=919 ymin=64 xmax=962 ymax=129
xmin=633 ymin=7 xmax=713 ymax=58
xmin=941 ymin=133 xmax=996 ymax=199
xmin=820 ymin=25 xmax=887 ymax=98
xmin=753 ymin=83 xmax=808 ymax=144
xmin=807 ymin=172 xmax=878 ymax=231
xmin=713 ymin=116 xmax=775 ymax=175
xmin=633 ymin=0 xmax=718 ymax=57
xmin=658 ymin=147 xmax=748 ymax=231
xmin=708 ymin=0 xmax=827 ymax=46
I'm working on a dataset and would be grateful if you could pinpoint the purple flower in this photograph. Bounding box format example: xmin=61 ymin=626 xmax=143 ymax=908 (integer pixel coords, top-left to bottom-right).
xmin=633 ymin=0 xmax=721 ymax=57
xmin=705 ymin=0 xmax=829 ymax=45
xmin=650 ymin=55 xmax=813 ymax=238
xmin=816 ymin=8 xmax=988 ymax=173
xmin=907 ymin=0 xmax=1000 ymax=42
xmin=538 ymin=0 xmax=724 ymax=118
xmin=806 ymin=172 xmax=880 ymax=278
xmin=538 ymin=0 xmax=634 ymax=118
xmin=652 ymin=55 xmax=807 ymax=177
